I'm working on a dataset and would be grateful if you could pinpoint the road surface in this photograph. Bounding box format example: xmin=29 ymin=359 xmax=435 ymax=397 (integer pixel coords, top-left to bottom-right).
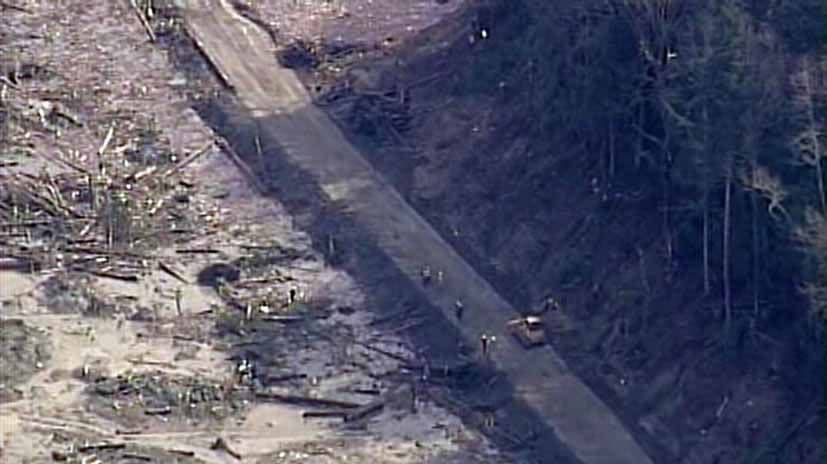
xmin=178 ymin=1 xmax=655 ymax=463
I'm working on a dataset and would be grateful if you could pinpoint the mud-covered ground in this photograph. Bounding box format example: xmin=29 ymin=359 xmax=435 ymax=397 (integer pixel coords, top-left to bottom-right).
xmin=0 ymin=1 xmax=508 ymax=463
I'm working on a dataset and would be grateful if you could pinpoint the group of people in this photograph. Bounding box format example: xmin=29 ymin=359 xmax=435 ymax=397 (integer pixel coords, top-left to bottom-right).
xmin=419 ymin=264 xmax=562 ymax=358
xmin=419 ymin=265 xmax=505 ymax=359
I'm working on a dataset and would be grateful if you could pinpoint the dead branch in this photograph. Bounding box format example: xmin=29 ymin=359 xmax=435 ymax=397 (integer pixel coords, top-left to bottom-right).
xmin=158 ymin=260 xmax=189 ymax=284
xmin=215 ymin=138 xmax=267 ymax=195
xmin=0 ymin=1 xmax=30 ymax=13
xmin=162 ymin=141 xmax=213 ymax=178
xmin=130 ymin=0 xmax=157 ymax=42
xmin=77 ymin=442 xmax=126 ymax=452
xmin=344 ymin=397 xmax=384 ymax=422
xmin=302 ymin=410 xmax=350 ymax=419
xmin=354 ymin=341 xmax=415 ymax=364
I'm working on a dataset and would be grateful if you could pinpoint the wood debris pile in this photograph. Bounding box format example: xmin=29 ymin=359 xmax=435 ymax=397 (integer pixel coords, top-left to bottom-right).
xmin=1 ymin=3 xmax=224 ymax=284
xmin=214 ymin=245 xmax=313 ymax=312
xmin=89 ymin=370 xmax=251 ymax=423
xmin=321 ymin=84 xmax=411 ymax=143
xmin=49 ymin=435 xmax=206 ymax=464
xmin=0 ymin=136 xmax=223 ymax=282
xmin=314 ymin=62 xmax=414 ymax=146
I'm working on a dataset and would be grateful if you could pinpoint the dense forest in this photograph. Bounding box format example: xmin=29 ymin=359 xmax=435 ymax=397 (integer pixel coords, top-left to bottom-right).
xmin=460 ymin=0 xmax=826 ymax=350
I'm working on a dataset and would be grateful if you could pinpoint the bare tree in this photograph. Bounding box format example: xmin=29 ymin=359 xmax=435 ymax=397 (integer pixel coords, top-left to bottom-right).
xmin=740 ymin=165 xmax=789 ymax=222
xmin=621 ymin=0 xmax=691 ymax=265
xmin=683 ymin=12 xmax=721 ymax=296
xmin=790 ymin=57 xmax=826 ymax=212
xmin=796 ymin=209 xmax=827 ymax=338
xmin=722 ymin=155 xmax=734 ymax=335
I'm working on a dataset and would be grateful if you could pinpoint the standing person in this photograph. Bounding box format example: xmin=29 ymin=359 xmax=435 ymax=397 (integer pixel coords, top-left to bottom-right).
xmin=543 ymin=296 xmax=560 ymax=313
xmin=488 ymin=336 xmax=497 ymax=357
xmin=454 ymin=299 xmax=464 ymax=322
xmin=420 ymin=265 xmax=432 ymax=285
xmin=480 ymin=334 xmax=489 ymax=357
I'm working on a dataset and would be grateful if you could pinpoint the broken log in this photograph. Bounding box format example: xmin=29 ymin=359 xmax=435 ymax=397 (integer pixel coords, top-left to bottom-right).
xmin=158 ymin=260 xmax=188 ymax=284
xmin=400 ymin=360 xmax=472 ymax=379
xmin=215 ymin=138 xmax=267 ymax=195
xmin=175 ymin=248 xmax=220 ymax=254
xmin=210 ymin=437 xmax=241 ymax=459
xmin=0 ymin=2 xmax=32 ymax=15
xmin=263 ymin=373 xmax=307 ymax=384
xmin=127 ymin=357 xmax=175 ymax=368
xmin=352 ymin=388 xmax=381 ymax=396
xmin=78 ymin=442 xmax=126 ymax=452
xmin=162 ymin=141 xmax=213 ymax=178
xmin=144 ymin=406 xmax=172 ymax=415
xmin=345 ymin=398 xmax=384 ymax=422
xmin=115 ymin=429 xmax=142 ymax=435
xmin=129 ymin=0 xmax=156 ymax=42
xmin=255 ymin=392 xmax=361 ymax=409
xmin=355 ymin=342 xmax=414 ymax=364
xmin=82 ymin=269 xmax=139 ymax=282
xmin=121 ymin=453 xmax=152 ymax=461
xmin=302 ymin=410 xmax=350 ymax=419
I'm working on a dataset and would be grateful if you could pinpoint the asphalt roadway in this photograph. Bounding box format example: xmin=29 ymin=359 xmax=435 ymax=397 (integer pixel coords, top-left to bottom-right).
xmin=177 ymin=1 xmax=655 ymax=463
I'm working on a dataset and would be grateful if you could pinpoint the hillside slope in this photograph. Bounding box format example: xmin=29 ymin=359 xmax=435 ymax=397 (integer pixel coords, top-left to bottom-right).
xmin=306 ymin=0 xmax=826 ymax=462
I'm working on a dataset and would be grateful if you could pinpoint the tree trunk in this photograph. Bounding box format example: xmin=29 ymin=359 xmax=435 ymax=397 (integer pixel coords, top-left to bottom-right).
xmin=703 ymin=185 xmax=710 ymax=295
xmin=609 ymin=119 xmax=616 ymax=179
xmin=750 ymin=157 xmax=760 ymax=320
xmin=702 ymin=105 xmax=710 ymax=295
xmin=723 ymin=157 xmax=733 ymax=335
xmin=801 ymin=63 xmax=825 ymax=212
xmin=663 ymin=163 xmax=673 ymax=265
xmin=816 ymin=155 xmax=825 ymax=213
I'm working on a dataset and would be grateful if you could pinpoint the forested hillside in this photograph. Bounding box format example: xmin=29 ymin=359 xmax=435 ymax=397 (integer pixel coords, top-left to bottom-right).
xmin=463 ymin=0 xmax=826 ymax=341
xmin=341 ymin=0 xmax=827 ymax=461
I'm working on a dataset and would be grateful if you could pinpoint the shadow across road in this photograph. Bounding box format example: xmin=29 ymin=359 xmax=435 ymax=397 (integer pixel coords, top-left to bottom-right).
xmin=194 ymin=94 xmax=583 ymax=463
xmin=158 ymin=1 xmax=657 ymax=463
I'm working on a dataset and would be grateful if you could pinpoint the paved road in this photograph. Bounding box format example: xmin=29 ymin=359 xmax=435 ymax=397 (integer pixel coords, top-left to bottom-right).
xmin=179 ymin=1 xmax=654 ymax=463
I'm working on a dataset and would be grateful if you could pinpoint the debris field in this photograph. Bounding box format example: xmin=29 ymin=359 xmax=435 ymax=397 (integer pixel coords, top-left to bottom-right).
xmin=0 ymin=1 xmax=509 ymax=463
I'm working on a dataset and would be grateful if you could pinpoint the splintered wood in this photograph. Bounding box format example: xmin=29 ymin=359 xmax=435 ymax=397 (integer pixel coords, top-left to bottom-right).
xmin=0 ymin=140 xmax=222 ymax=281
xmin=0 ymin=0 xmax=224 ymax=285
